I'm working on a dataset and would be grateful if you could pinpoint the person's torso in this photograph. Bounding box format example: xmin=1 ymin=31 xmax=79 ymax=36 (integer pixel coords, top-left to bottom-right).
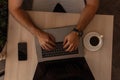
xmin=32 ymin=0 xmax=85 ymax=13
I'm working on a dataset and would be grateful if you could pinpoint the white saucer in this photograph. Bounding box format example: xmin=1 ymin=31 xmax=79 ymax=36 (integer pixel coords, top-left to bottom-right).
xmin=83 ymin=32 xmax=103 ymax=51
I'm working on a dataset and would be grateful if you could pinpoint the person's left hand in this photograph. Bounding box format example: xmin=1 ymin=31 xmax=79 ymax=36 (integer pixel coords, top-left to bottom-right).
xmin=63 ymin=31 xmax=80 ymax=52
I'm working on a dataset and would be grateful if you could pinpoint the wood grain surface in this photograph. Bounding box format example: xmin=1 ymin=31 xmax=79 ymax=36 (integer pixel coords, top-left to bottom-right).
xmin=4 ymin=12 xmax=113 ymax=80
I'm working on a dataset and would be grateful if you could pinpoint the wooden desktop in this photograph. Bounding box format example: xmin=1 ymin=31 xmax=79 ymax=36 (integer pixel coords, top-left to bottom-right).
xmin=4 ymin=11 xmax=113 ymax=80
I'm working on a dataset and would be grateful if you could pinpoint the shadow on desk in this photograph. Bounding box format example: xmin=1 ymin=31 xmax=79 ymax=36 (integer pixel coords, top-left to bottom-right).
xmin=33 ymin=57 xmax=94 ymax=80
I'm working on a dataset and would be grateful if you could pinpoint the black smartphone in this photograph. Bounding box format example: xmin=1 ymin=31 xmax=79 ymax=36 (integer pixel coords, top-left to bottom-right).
xmin=18 ymin=42 xmax=27 ymax=61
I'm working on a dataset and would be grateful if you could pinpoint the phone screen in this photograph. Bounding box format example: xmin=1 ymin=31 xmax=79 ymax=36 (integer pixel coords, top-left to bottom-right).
xmin=18 ymin=42 xmax=27 ymax=61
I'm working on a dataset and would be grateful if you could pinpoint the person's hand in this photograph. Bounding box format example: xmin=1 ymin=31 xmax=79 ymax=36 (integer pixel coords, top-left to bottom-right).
xmin=63 ymin=31 xmax=80 ymax=52
xmin=36 ymin=30 xmax=56 ymax=51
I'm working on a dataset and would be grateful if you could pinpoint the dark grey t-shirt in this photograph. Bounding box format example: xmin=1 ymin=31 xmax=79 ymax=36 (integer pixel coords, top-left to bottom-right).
xmin=32 ymin=0 xmax=85 ymax=13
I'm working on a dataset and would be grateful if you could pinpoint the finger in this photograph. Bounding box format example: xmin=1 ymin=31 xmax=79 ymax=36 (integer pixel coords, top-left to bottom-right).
xmin=74 ymin=43 xmax=79 ymax=50
xmin=49 ymin=34 xmax=56 ymax=42
xmin=45 ymin=43 xmax=55 ymax=50
xmin=41 ymin=45 xmax=45 ymax=50
xmin=69 ymin=46 xmax=75 ymax=52
xmin=75 ymin=46 xmax=78 ymax=50
xmin=38 ymin=40 xmax=45 ymax=50
xmin=43 ymin=44 xmax=51 ymax=51
xmin=63 ymin=37 xmax=67 ymax=45
xmin=48 ymin=40 xmax=56 ymax=47
xmin=63 ymin=41 xmax=69 ymax=49
xmin=65 ymin=45 xmax=73 ymax=52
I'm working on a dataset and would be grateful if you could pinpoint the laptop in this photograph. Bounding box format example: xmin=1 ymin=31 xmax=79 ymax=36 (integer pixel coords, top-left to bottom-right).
xmin=34 ymin=25 xmax=95 ymax=80
xmin=35 ymin=25 xmax=84 ymax=62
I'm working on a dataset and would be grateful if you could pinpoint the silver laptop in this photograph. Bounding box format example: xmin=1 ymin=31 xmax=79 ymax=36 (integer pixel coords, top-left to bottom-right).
xmin=35 ymin=25 xmax=84 ymax=62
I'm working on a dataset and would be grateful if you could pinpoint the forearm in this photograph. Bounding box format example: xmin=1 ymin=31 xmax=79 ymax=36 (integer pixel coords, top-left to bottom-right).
xmin=76 ymin=3 xmax=99 ymax=31
xmin=9 ymin=8 xmax=42 ymax=37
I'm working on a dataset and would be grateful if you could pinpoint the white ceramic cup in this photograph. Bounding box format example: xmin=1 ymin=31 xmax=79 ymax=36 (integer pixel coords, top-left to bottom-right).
xmin=83 ymin=32 xmax=103 ymax=51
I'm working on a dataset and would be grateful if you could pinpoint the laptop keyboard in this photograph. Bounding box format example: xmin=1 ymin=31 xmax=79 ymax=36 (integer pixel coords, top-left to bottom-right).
xmin=41 ymin=42 xmax=78 ymax=58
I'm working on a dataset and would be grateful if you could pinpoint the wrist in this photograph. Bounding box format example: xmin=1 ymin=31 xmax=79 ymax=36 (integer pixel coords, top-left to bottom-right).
xmin=72 ymin=28 xmax=83 ymax=37
xmin=71 ymin=31 xmax=79 ymax=36
xmin=33 ymin=27 xmax=43 ymax=38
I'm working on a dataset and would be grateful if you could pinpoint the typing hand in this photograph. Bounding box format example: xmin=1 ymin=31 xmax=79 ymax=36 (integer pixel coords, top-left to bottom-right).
xmin=63 ymin=31 xmax=80 ymax=52
xmin=36 ymin=31 xmax=56 ymax=51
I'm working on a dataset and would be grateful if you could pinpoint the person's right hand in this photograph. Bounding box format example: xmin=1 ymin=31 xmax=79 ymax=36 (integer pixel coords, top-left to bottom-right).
xmin=36 ymin=30 xmax=56 ymax=51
